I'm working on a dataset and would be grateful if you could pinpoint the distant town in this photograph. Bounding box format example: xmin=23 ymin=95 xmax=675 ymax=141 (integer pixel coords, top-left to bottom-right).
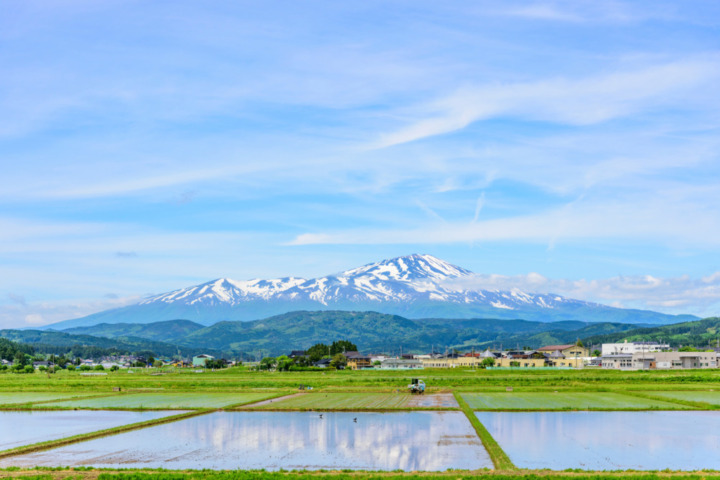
xmin=3 ymin=337 xmax=719 ymax=373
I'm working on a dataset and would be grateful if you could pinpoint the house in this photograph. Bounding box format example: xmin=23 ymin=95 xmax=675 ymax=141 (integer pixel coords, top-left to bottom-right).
xmin=495 ymin=356 xmax=546 ymax=368
xmin=601 ymin=341 xmax=669 ymax=356
xmin=545 ymin=350 xmax=585 ymax=368
xmin=602 ymin=351 xmax=718 ymax=370
xmin=537 ymin=344 xmax=589 ymax=358
xmin=379 ymin=358 xmax=423 ymax=369
xmin=313 ymin=358 xmax=331 ymax=368
xmin=192 ymin=354 xmax=214 ymax=367
xmin=345 ymin=351 xmax=372 ymax=370
xmin=601 ymin=353 xmax=633 ymax=369
xmin=421 ymin=355 xmax=483 ymax=368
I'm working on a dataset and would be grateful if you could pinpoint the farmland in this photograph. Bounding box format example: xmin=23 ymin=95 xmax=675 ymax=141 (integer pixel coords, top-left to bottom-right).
xmin=2 ymin=366 xmax=720 ymax=478
xmin=460 ymin=391 xmax=691 ymax=410
xmin=47 ymin=392 xmax=278 ymax=410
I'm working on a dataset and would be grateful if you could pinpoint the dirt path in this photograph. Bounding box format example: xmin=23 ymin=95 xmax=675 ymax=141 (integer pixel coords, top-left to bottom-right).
xmin=239 ymin=392 xmax=306 ymax=408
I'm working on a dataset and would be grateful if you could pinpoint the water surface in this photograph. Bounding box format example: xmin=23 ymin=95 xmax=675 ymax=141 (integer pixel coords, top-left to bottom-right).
xmin=1 ymin=411 xmax=491 ymax=471
xmin=476 ymin=411 xmax=720 ymax=470
xmin=0 ymin=410 xmax=180 ymax=451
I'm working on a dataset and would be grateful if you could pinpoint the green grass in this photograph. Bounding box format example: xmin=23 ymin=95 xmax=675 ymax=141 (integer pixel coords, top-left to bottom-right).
xmin=47 ymin=392 xmax=276 ymax=409
xmin=461 ymin=391 xmax=693 ymax=410
xmin=248 ymin=392 xmax=423 ymax=410
xmin=2 ymin=365 xmax=720 ymax=393
xmin=647 ymin=390 xmax=720 ymax=405
xmin=453 ymin=391 xmax=515 ymax=470
xmin=0 ymin=392 xmax=99 ymax=406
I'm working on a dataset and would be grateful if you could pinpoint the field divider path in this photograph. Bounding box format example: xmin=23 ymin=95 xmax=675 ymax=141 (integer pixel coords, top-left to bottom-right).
xmin=453 ymin=391 xmax=516 ymax=471
xmin=224 ymin=391 xmax=302 ymax=409
xmin=0 ymin=408 xmax=214 ymax=460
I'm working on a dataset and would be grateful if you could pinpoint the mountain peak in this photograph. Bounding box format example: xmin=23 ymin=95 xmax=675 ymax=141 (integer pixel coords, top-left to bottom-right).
xmin=341 ymin=254 xmax=472 ymax=282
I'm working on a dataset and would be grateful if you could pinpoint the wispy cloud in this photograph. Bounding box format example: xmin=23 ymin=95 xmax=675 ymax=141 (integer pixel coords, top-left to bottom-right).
xmin=375 ymin=57 xmax=720 ymax=148
xmin=288 ymin=193 xmax=720 ymax=247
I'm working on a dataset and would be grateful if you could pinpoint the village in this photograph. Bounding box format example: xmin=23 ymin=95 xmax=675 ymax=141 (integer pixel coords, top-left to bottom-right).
xmin=4 ymin=340 xmax=720 ymax=373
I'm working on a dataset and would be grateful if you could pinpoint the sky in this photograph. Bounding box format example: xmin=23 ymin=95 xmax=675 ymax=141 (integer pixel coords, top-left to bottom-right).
xmin=1 ymin=0 xmax=719 ymax=328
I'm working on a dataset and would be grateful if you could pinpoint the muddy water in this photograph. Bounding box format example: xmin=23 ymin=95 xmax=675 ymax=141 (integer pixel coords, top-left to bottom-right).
xmin=0 ymin=410 xmax=180 ymax=451
xmin=476 ymin=411 xmax=720 ymax=470
xmin=406 ymin=393 xmax=458 ymax=408
xmin=1 ymin=411 xmax=492 ymax=471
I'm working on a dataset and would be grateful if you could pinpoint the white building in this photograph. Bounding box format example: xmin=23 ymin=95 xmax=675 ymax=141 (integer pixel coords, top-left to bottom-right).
xmin=601 ymin=341 xmax=669 ymax=356
xmin=602 ymin=351 xmax=718 ymax=370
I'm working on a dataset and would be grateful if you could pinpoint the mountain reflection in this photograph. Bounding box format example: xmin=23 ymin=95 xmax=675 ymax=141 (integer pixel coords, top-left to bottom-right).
xmin=477 ymin=411 xmax=720 ymax=470
xmin=1 ymin=411 xmax=491 ymax=471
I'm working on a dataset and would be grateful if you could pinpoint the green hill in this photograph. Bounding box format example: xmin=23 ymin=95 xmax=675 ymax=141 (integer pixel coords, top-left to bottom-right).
xmin=62 ymin=319 xmax=205 ymax=343
xmin=582 ymin=317 xmax=720 ymax=348
xmin=0 ymin=329 xmax=218 ymax=358
xmin=178 ymin=310 xmax=646 ymax=355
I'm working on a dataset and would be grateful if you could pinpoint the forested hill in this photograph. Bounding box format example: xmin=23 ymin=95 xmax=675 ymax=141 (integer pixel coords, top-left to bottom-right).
xmin=582 ymin=317 xmax=720 ymax=348
xmin=175 ymin=311 xmax=645 ymax=355
xmin=0 ymin=329 xmax=220 ymax=358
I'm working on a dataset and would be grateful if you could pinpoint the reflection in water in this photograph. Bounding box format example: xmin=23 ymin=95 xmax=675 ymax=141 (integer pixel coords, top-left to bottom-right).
xmin=0 ymin=411 xmax=492 ymax=471
xmin=477 ymin=411 xmax=720 ymax=470
xmin=0 ymin=410 xmax=177 ymax=451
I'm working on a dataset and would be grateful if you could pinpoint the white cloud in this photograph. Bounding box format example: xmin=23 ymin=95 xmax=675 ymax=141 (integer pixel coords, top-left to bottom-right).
xmin=375 ymin=57 xmax=720 ymax=148
xmin=442 ymin=271 xmax=720 ymax=317
xmin=287 ymin=193 xmax=720 ymax=247
xmin=0 ymin=295 xmax=142 ymax=329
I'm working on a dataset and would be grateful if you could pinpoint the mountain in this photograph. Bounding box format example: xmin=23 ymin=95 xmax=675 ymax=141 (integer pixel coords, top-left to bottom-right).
xmin=0 ymin=328 xmax=211 ymax=358
xmin=62 ymin=319 xmax=205 ymax=343
xmin=171 ymin=311 xmax=649 ymax=355
xmin=45 ymin=254 xmax=697 ymax=329
xmin=582 ymin=317 xmax=720 ymax=348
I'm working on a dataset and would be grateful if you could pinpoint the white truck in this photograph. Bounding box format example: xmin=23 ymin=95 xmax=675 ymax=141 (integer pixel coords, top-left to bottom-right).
xmin=408 ymin=378 xmax=425 ymax=394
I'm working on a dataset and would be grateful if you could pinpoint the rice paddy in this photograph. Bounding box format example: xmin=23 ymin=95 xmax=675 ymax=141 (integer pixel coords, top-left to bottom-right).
xmin=47 ymin=392 xmax=277 ymax=409
xmin=646 ymin=390 xmax=720 ymax=405
xmin=461 ymin=391 xmax=692 ymax=410
xmin=0 ymin=392 xmax=100 ymax=405
xmin=2 ymin=367 xmax=720 ymax=477
xmin=247 ymin=392 xmax=432 ymax=410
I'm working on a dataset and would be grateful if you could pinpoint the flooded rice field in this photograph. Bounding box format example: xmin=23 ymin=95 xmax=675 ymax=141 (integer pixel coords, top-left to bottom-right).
xmin=0 ymin=411 xmax=492 ymax=471
xmin=406 ymin=393 xmax=458 ymax=408
xmin=476 ymin=411 xmax=720 ymax=470
xmin=0 ymin=410 xmax=180 ymax=452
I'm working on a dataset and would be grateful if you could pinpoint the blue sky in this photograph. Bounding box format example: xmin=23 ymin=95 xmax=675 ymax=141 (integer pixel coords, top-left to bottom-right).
xmin=1 ymin=1 xmax=719 ymax=327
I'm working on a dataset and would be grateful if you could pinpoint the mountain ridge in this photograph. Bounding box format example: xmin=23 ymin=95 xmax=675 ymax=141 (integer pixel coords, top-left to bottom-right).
xmin=44 ymin=254 xmax=697 ymax=329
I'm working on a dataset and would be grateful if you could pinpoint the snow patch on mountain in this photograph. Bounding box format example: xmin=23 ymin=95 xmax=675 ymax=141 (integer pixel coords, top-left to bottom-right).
xmin=138 ymin=253 xmax=585 ymax=312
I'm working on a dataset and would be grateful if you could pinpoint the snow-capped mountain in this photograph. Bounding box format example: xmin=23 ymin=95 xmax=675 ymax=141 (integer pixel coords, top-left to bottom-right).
xmin=46 ymin=254 xmax=696 ymax=329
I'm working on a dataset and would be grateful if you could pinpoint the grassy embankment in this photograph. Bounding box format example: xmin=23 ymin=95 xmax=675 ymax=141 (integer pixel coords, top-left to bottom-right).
xmin=2 ymin=366 xmax=720 ymax=393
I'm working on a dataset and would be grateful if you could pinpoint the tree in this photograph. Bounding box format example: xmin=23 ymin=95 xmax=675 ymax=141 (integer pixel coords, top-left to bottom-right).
xmin=330 ymin=353 xmax=347 ymax=369
xmin=306 ymin=343 xmax=330 ymax=362
xmin=259 ymin=357 xmax=276 ymax=371
xmin=329 ymin=340 xmax=357 ymax=355
xmin=13 ymin=352 xmax=26 ymax=367
xmin=481 ymin=357 xmax=495 ymax=368
xmin=592 ymin=349 xmax=601 ymax=357
xmin=276 ymin=355 xmax=293 ymax=372
xmin=153 ymin=360 xmax=163 ymax=368
xmin=575 ymin=339 xmax=584 ymax=348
